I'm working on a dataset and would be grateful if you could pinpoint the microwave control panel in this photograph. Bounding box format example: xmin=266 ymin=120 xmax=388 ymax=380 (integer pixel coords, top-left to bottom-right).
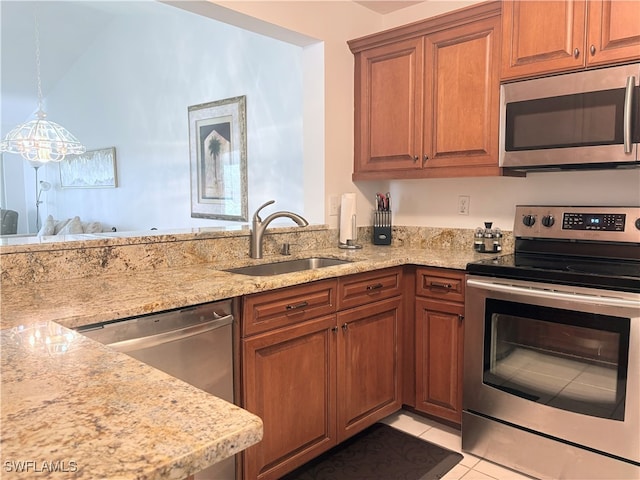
xmin=514 ymin=206 xmax=640 ymax=242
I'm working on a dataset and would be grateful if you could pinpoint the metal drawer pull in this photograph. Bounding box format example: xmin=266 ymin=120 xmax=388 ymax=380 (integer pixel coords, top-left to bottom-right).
xmin=286 ymin=301 xmax=309 ymax=310
xmin=366 ymin=283 xmax=384 ymax=291
xmin=430 ymin=281 xmax=453 ymax=289
xmin=342 ymin=323 xmax=348 ymax=331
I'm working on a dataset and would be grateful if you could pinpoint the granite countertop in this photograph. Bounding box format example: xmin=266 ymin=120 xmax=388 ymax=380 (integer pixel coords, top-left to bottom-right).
xmin=1 ymin=321 xmax=262 ymax=480
xmin=0 ymin=245 xmax=486 ymax=330
xmin=0 ymin=243 xmax=490 ymax=479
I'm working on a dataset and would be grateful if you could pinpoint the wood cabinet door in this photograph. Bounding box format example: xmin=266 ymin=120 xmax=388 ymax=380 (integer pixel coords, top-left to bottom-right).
xmin=353 ymin=37 xmax=424 ymax=177
xmin=501 ymin=0 xmax=587 ymax=80
xmin=242 ymin=315 xmax=337 ymax=480
xmin=587 ymin=0 xmax=640 ymax=67
xmin=415 ymin=297 xmax=464 ymax=424
xmin=336 ymin=297 xmax=402 ymax=442
xmin=423 ymin=15 xmax=501 ymax=174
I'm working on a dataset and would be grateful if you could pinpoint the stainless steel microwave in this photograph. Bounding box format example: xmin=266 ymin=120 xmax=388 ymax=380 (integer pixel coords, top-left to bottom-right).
xmin=500 ymin=63 xmax=640 ymax=171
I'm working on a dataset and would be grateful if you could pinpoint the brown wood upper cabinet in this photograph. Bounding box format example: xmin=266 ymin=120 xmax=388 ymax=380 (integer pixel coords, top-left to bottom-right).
xmin=501 ymin=0 xmax=640 ymax=81
xmin=349 ymin=2 xmax=504 ymax=180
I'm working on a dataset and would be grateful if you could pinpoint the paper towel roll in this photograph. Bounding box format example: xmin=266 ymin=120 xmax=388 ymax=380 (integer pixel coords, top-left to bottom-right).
xmin=340 ymin=193 xmax=356 ymax=244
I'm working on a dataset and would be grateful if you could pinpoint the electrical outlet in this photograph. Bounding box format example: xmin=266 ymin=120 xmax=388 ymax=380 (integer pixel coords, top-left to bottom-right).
xmin=329 ymin=195 xmax=340 ymax=216
xmin=458 ymin=195 xmax=470 ymax=215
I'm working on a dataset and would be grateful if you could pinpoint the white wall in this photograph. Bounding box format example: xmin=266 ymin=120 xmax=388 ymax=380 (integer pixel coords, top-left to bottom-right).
xmin=5 ymin=1 xmax=639 ymax=236
xmin=4 ymin=2 xmax=308 ymax=234
xmin=217 ymin=0 xmax=640 ymax=232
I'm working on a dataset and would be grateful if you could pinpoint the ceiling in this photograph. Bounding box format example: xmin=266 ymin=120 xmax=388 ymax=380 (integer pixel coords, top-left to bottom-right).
xmin=1 ymin=0 xmax=423 ymax=136
xmin=355 ymin=1 xmax=425 ymax=14
xmin=0 ymin=1 xmax=158 ymax=136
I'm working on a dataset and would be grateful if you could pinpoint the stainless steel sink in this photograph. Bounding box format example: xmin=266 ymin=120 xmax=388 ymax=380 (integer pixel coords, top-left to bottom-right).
xmin=225 ymin=257 xmax=351 ymax=276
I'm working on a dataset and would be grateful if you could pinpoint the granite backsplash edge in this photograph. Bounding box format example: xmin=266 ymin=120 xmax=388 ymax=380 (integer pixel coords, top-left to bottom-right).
xmin=0 ymin=226 xmax=513 ymax=286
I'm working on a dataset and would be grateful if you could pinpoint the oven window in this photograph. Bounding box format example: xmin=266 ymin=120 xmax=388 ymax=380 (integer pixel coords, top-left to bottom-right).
xmin=504 ymin=87 xmax=637 ymax=151
xmin=483 ymin=299 xmax=630 ymax=421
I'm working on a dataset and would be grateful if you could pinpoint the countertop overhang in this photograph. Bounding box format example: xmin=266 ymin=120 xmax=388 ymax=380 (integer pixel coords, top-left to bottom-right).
xmin=1 ymin=321 xmax=262 ymax=480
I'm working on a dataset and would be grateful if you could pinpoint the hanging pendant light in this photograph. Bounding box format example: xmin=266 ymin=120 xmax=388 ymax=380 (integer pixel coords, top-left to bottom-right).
xmin=0 ymin=14 xmax=85 ymax=163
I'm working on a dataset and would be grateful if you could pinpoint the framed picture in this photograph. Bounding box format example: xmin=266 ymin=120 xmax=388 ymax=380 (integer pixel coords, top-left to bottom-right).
xmin=60 ymin=147 xmax=117 ymax=188
xmin=188 ymin=95 xmax=248 ymax=221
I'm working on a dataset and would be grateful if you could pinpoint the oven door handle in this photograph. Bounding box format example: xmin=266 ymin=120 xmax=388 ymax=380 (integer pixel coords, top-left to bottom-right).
xmin=467 ymin=278 xmax=639 ymax=308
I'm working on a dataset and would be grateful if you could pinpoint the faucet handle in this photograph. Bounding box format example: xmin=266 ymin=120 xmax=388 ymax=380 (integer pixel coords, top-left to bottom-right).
xmin=253 ymin=200 xmax=275 ymax=222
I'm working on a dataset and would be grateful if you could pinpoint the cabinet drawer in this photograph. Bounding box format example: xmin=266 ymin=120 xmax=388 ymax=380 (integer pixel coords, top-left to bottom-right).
xmin=415 ymin=268 xmax=465 ymax=303
xmin=337 ymin=267 xmax=403 ymax=310
xmin=242 ymin=279 xmax=338 ymax=336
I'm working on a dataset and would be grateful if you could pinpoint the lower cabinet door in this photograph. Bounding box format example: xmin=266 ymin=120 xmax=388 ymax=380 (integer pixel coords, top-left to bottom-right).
xmin=415 ymin=297 xmax=464 ymax=424
xmin=242 ymin=315 xmax=337 ymax=480
xmin=337 ymin=297 xmax=403 ymax=442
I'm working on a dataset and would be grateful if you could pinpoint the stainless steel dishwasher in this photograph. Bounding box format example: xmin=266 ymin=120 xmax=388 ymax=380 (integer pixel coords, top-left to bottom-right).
xmin=78 ymin=299 xmax=235 ymax=480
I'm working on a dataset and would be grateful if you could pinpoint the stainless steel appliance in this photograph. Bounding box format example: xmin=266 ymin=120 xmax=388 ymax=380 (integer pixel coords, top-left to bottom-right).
xmin=463 ymin=206 xmax=640 ymax=480
xmin=500 ymin=63 xmax=640 ymax=171
xmin=78 ymin=300 xmax=235 ymax=480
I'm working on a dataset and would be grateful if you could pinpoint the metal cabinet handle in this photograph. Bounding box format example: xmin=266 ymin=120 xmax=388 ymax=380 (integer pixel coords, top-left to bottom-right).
xmin=342 ymin=323 xmax=348 ymax=331
xmin=573 ymin=47 xmax=580 ymax=58
xmin=331 ymin=326 xmax=339 ymax=333
xmin=624 ymin=75 xmax=635 ymax=154
xmin=286 ymin=301 xmax=309 ymax=311
xmin=366 ymin=283 xmax=384 ymax=291
xmin=430 ymin=281 xmax=453 ymax=289
xmin=413 ymin=155 xmax=419 ymax=162
xmin=590 ymin=44 xmax=596 ymax=56
xmin=423 ymin=154 xmax=429 ymax=164
xmin=458 ymin=314 xmax=464 ymax=323
xmin=105 ymin=314 xmax=233 ymax=353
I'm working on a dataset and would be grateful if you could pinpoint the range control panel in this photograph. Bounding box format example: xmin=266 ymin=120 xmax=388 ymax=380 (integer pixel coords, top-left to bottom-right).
xmin=514 ymin=206 xmax=640 ymax=243
xmin=563 ymin=212 xmax=626 ymax=231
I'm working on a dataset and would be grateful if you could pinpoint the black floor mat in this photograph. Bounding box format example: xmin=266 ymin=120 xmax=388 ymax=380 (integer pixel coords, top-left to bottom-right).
xmin=281 ymin=422 xmax=463 ymax=480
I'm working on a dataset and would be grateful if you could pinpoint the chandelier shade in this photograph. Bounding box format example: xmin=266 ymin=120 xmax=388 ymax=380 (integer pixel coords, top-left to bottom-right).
xmin=1 ymin=109 xmax=86 ymax=162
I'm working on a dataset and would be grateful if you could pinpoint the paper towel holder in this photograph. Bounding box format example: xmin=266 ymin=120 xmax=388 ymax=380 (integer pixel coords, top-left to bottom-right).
xmin=339 ymin=214 xmax=362 ymax=250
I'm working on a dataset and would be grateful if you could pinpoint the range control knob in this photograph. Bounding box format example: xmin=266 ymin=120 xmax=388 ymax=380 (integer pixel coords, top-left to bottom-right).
xmin=635 ymin=218 xmax=640 ymax=230
xmin=522 ymin=214 xmax=536 ymax=227
xmin=541 ymin=215 xmax=555 ymax=227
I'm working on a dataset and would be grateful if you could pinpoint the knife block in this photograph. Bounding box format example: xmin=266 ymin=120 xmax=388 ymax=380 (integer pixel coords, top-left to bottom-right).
xmin=372 ymin=210 xmax=392 ymax=245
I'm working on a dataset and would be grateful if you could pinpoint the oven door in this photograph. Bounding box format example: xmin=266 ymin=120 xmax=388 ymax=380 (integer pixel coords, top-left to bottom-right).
xmin=464 ymin=275 xmax=640 ymax=464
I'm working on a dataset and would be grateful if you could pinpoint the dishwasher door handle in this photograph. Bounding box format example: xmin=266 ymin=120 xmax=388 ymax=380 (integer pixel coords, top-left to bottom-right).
xmin=106 ymin=314 xmax=233 ymax=353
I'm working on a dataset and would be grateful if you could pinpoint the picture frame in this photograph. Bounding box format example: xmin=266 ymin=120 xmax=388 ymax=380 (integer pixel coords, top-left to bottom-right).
xmin=60 ymin=147 xmax=117 ymax=188
xmin=188 ymin=95 xmax=248 ymax=221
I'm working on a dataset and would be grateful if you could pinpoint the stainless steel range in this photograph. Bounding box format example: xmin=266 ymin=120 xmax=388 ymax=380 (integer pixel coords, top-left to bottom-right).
xmin=463 ymin=206 xmax=640 ymax=480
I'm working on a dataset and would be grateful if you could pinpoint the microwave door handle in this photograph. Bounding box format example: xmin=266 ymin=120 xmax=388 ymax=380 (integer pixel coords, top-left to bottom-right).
xmin=623 ymin=75 xmax=635 ymax=154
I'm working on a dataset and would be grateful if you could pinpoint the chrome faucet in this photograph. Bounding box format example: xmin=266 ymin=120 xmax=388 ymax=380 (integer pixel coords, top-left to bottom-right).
xmin=250 ymin=200 xmax=309 ymax=259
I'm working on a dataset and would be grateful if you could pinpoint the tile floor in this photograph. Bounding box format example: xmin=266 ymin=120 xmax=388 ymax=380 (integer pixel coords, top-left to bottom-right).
xmin=380 ymin=410 xmax=537 ymax=480
xmin=488 ymin=347 xmax=621 ymax=419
